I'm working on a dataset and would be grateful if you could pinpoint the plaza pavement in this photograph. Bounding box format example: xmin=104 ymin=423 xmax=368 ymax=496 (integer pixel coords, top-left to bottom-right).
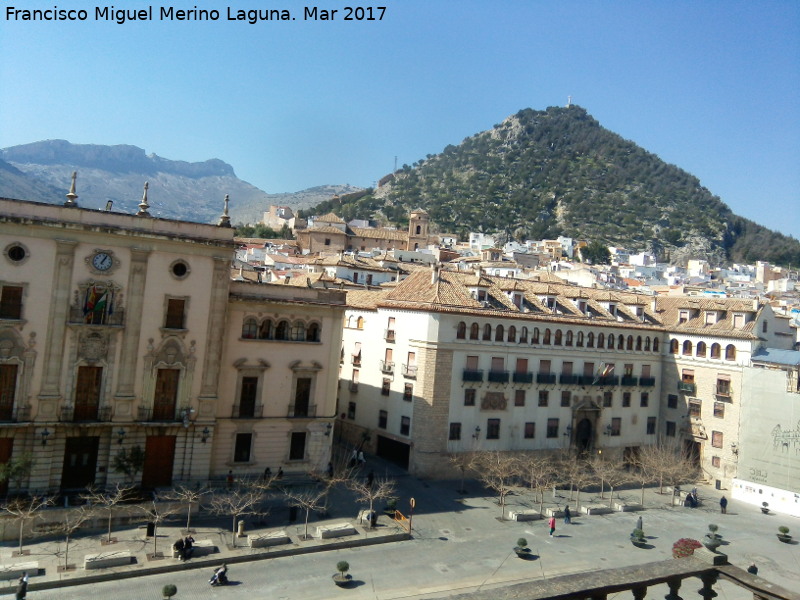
xmin=1 ymin=454 xmax=798 ymax=599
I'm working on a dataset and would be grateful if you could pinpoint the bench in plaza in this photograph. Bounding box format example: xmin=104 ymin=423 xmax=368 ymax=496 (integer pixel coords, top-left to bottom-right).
xmin=614 ymin=501 xmax=643 ymax=512
xmin=84 ymin=550 xmax=132 ymax=569
xmin=580 ymin=504 xmax=613 ymax=516
xmin=507 ymin=509 xmax=542 ymax=522
xmin=249 ymin=531 xmax=291 ymax=548
xmin=172 ymin=539 xmax=217 ymax=558
xmin=0 ymin=561 xmax=38 ymax=580
xmin=316 ymin=522 xmax=357 ymax=539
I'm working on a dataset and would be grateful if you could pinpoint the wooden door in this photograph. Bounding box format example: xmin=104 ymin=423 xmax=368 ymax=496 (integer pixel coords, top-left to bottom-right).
xmin=0 ymin=365 xmax=17 ymax=421
xmin=153 ymin=369 xmax=179 ymax=420
xmin=61 ymin=437 xmax=99 ymax=491
xmin=74 ymin=366 xmax=102 ymax=421
xmin=141 ymin=435 xmax=176 ymax=489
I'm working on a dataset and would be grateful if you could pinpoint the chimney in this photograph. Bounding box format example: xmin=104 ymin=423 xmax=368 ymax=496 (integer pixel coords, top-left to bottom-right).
xmin=431 ymin=262 xmax=439 ymax=284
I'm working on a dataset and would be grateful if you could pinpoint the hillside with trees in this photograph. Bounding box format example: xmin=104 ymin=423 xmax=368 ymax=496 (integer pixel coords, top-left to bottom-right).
xmin=308 ymin=106 xmax=800 ymax=267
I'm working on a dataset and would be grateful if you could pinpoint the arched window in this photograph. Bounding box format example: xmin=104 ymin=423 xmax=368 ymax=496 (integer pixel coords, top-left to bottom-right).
xmin=566 ymin=331 xmax=574 ymax=346
xmin=242 ymin=317 xmax=258 ymax=339
xmin=457 ymin=322 xmax=466 ymax=339
xmin=710 ymin=343 xmax=721 ymax=359
xmin=576 ymin=331 xmax=584 ymax=347
xmin=653 ymin=338 xmax=660 ymax=352
xmin=275 ymin=320 xmax=290 ymax=340
xmin=554 ymin=330 xmax=563 ymax=345
xmin=617 ymin=335 xmax=624 ymax=350
xmin=307 ymin=322 xmax=320 ymax=342
xmin=259 ymin=319 xmax=273 ymax=340
xmin=626 ymin=336 xmax=633 ymax=350
xmin=507 ymin=326 xmax=516 ymax=343
xmin=483 ymin=324 xmax=493 ymax=341
xmin=608 ymin=334 xmax=615 ymax=349
xmin=670 ymin=339 xmax=679 ymax=354
xmin=725 ymin=345 xmax=736 ymax=361
xmin=587 ymin=332 xmax=594 ymax=348
xmin=636 ymin=336 xmax=642 ymax=351
xmin=470 ymin=323 xmax=479 ymax=340
xmin=293 ymin=321 xmax=306 ymax=341
xmin=520 ymin=327 xmax=528 ymax=343
xmin=597 ymin=333 xmax=604 ymax=348
xmin=543 ymin=329 xmax=551 ymax=345
xmin=495 ymin=324 xmax=505 ymax=342
xmin=696 ymin=341 xmax=706 ymax=357
xmin=532 ymin=328 xmax=540 ymax=344
xmin=644 ymin=336 xmax=651 ymax=351
xmin=682 ymin=340 xmax=692 ymax=356
xmin=356 ymin=316 xmax=364 ymax=330
xmin=347 ymin=315 xmax=356 ymax=328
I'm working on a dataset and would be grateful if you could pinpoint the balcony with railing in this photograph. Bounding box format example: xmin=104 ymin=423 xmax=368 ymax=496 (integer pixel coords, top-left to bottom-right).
xmin=462 ymin=369 xmax=483 ymax=382
xmin=620 ymin=375 xmax=638 ymax=386
xmin=536 ymin=372 xmax=556 ymax=384
xmin=512 ymin=371 xmax=533 ymax=384
xmin=232 ymin=403 xmax=263 ymax=418
xmin=61 ymin=404 xmax=112 ymax=422
xmin=0 ymin=404 xmax=31 ymax=423
xmin=559 ymin=373 xmax=580 ymax=385
xmin=349 ymin=382 xmax=359 ymax=393
xmin=592 ymin=375 xmax=619 ymax=386
xmin=137 ymin=405 xmax=182 ymax=422
xmin=639 ymin=376 xmax=656 ymax=387
xmin=380 ymin=360 xmax=395 ymax=374
xmin=487 ymin=370 xmax=509 ymax=383
xmin=384 ymin=329 xmax=396 ymax=342
xmin=68 ymin=306 xmax=126 ymax=326
xmin=288 ymin=403 xmax=317 ymax=418
xmin=402 ymin=364 xmax=417 ymax=379
xmin=678 ymin=381 xmax=697 ymax=394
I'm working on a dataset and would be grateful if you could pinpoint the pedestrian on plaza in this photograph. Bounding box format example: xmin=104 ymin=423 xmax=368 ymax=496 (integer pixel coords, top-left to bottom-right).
xmin=226 ymin=470 xmax=234 ymax=489
xmin=563 ymin=505 xmax=571 ymax=524
xmin=358 ymin=450 xmax=366 ymax=466
xmin=326 ymin=461 xmax=334 ymax=479
xmin=277 ymin=466 xmax=284 ymax=479
xmin=636 ymin=515 xmax=643 ymax=531
xmin=15 ymin=572 xmax=27 ymax=600
xmin=263 ymin=466 xmax=272 ymax=481
xmin=720 ymin=495 xmax=728 ymax=514
xmin=349 ymin=448 xmax=358 ymax=468
xmin=183 ymin=534 xmax=195 ymax=560
xmin=548 ymin=515 xmax=556 ymax=537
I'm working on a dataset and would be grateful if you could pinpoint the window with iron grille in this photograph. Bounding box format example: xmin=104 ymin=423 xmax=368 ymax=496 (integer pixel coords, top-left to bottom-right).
xmin=711 ymin=430 xmax=723 ymax=448
xmin=610 ymin=417 xmax=621 ymax=436
xmin=524 ymin=422 xmax=535 ymax=439
xmin=603 ymin=391 xmax=613 ymax=407
xmin=464 ymin=389 xmax=476 ymax=406
xmin=713 ymin=402 xmax=725 ymax=418
xmin=378 ymin=410 xmax=387 ymax=429
xmin=403 ymin=383 xmax=413 ymax=402
xmin=538 ymin=390 xmax=549 ymax=407
xmin=667 ymin=394 xmax=678 ymax=409
xmin=400 ymin=416 xmax=410 ymax=436
xmin=666 ymin=421 xmax=676 ymax=437
xmin=486 ymin=418 xmax=500 ymax=439
xmin=640 ymin=392 xmax=649 ymax=407
xmin=646 ymin=417 xmax=656 ymax=435
xmin=514 ymin=390 xmax=525 ymax=407
xmin=546 ymin=418 xmax=559 ymax=438
xmin=560 ymin=391 xmax=571 ymax=407
xmin=622 ymin=392 xmax=631 ymax=407
xmin=689 ymin=400 xmax=701 ymax=417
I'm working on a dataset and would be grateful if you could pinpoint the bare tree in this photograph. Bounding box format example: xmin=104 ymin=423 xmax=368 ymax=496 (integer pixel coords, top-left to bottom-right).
xmin=161 ymin=485 xmax=207 ymax=533
xmin=471 ymin=451 xmax=519 ymax=520
xmin=517 ymin=453 xmax=557 ymax=514
xmin=0 ymin=452 xmax=34 ymax=494
xmin=590 ymin=457 xmax=633 ymax=507
xmin=1 ymin=495 xmax=54 ymax=555
xmin=81 ymin=483 xmax=134 ymax=543
xmin=447 ymin=452 xmax=474 ymax=494
xmin=347 ymin=475 xmax=397 ymax=530
xmin=207 ymin=486 xmax=263 ymax=547
xmin=139 ymin=498 xmax=180 ymax=558
xmin=638 ymin=440 xmax=701 ymax=504
xmin=55 ymin=505 xmax=92 ymax=571
xmin=569 ymin=459 xmax=595 ymax=512
xmin=283 ymin=479 xmax=338 ymax=540
xmin=629 ymin=446 xmax=659 ymax=506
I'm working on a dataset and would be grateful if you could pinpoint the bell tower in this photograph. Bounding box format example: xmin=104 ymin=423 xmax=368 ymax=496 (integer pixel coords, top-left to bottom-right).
xmin=406 ymin=209 xmax=429 ymax=251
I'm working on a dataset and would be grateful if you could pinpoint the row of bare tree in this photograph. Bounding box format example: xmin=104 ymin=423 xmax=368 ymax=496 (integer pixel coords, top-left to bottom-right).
xmin=451 ymin=441 xmax=700 ymax=519
xmin=0 ymin=461 xmax=398 ymax=568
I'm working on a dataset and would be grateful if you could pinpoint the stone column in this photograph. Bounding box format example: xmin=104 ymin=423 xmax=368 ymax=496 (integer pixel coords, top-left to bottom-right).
xmin=113 ymin=248 xmax=150 ymax=415
xmin=197 ymin=256 xmax=230 ymax=412
xmin=38 ymin=239 xmax=77 ymax=406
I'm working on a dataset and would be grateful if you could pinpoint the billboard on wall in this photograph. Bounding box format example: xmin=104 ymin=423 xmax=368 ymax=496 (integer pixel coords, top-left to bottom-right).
xmin=739 ymin=366 xmax=800 ymax=494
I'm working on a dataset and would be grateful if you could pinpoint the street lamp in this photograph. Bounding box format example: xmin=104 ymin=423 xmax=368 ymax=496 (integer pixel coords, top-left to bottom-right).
xmin=472 ymin=426 xmax=481 ymax=440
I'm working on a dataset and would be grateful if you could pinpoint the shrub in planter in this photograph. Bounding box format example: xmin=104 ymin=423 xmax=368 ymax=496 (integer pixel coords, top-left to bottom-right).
xmin=761 ymin=502 xmax=770 ymax=514
xmin=162 ymin=584 xmax=177 ymax=599
xmin=672 ymin=538 xmax=702 ymax=558
xmin=703 ymin=524 xmax=722 ymax=551
xmin=630 ymin=528 xmax=646 ymax=546
xmin=333 ymin=560 xmax=351 ymax=586
xmin=514 ymin=537 xmax=531 ymax=557
xmin=777 ymin=526 xmax=792 ymax=543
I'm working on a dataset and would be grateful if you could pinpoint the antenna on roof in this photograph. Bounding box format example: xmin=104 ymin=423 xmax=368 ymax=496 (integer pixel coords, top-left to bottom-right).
xmin=567 ymin=95 xmax=572 ymax=108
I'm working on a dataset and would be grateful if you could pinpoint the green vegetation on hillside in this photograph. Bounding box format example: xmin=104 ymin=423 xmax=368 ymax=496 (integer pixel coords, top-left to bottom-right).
xmin=306 ymin=106 xmax=799 ymax=267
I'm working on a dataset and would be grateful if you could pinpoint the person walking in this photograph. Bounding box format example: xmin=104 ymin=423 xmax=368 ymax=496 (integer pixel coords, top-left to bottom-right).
xmin=563 ymin=505 xmax=571 ymax=524
xmin=720 ymin=495 xmax=728 ymax=514
xmin=636 ymin=515 xmax=643 ymax=531
xmin=15 ymin=572 xmax=27 ymax=600
xmin=548 ymin=515 xmax=556 ymax=537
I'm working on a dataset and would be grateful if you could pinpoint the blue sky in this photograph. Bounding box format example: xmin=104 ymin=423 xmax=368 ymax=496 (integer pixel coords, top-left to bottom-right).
xmin=1 ymin=0 xmax=798 ymax=238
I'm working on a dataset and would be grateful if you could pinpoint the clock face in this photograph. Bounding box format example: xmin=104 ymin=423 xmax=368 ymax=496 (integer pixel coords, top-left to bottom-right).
xmin=92 ymin=252 xmax=113 ymax=271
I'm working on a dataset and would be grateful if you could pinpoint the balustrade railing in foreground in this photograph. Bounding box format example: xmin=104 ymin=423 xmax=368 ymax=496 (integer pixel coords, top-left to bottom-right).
xmin=437 ymin=555 xmax=797 ymax=600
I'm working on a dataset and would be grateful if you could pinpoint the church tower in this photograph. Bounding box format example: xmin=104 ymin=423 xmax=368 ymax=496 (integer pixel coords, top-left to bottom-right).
xmin=406 ymin=209 xmax=429 ymax=251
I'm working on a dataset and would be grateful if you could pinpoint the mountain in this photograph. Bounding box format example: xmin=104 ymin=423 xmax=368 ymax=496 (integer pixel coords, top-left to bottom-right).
xmin=307 ymin=106 xmax=800 ymax=268
xmin=0 ymin=140 xmax=361 ymax=225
